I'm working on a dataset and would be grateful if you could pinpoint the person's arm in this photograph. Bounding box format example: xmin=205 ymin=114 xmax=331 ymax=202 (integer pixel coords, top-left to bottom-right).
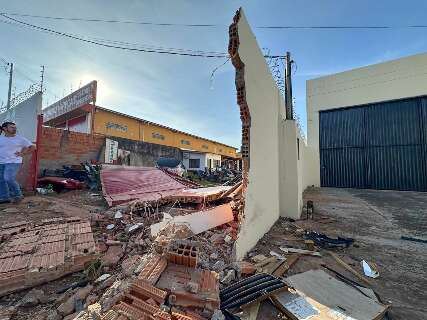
xmin=15 ymin=137 xmax=35 ymax=157
xmin=17 ymin=145 xmax=36 ymax=156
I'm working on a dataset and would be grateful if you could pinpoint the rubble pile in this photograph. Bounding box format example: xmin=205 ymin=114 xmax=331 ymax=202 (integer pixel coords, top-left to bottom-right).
xmin=55 ymin=166 xmax=246 ymax=320
xmin=0 ymin=165 xmax=392 ymax=320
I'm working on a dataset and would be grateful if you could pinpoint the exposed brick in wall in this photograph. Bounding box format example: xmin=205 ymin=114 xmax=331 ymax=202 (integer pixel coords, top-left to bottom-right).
xmin=38 ymin=127 xmax=105 ymax=172
xmin=229 ymin=9 xmax=250 ymax=186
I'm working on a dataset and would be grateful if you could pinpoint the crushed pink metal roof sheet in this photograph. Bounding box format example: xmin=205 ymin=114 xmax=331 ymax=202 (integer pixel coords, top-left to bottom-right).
xmin=100 ymin=165 xmax=188 ymax=207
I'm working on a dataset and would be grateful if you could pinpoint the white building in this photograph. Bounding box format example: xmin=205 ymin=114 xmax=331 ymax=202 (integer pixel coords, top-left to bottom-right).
xmin=182 ymin=150 xmax=221 ymax=171
xmin=306 ymin=52 xmax=427 ymax=191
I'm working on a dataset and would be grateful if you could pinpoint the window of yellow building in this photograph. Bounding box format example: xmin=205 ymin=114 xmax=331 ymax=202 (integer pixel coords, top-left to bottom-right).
xmin=181 ymin=139 xmax=191 ymax=145
xmin=152 ymin=132 xmax=165 ymax=140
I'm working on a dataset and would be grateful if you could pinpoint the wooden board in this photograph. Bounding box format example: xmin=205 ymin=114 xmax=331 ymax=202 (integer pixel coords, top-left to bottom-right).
xmin=272 ymin=254 xmax=300 ymax=277
xmin=280 ymin=247 xmax=321 ymax=257
xmin=328 ymin=251 xmax=373 ymax=286
xmin=275 ymin=270 xmax=388 ymax=320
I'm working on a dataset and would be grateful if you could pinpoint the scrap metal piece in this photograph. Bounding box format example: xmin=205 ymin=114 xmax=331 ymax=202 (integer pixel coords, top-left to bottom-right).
xmin=304 ymin=231 xmax=354 ymax=249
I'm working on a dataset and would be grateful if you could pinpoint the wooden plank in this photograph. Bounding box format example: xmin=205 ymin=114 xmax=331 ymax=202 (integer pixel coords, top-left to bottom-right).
xmin=328 ymin=251 xmax=373 ymax=286
xmin=277 ymin=270 xmax=388 ymax=320
xmin=272 ymin=254 xmax=300 ymax=277
xmin=279 ymin=247 xmax=321 ymax=257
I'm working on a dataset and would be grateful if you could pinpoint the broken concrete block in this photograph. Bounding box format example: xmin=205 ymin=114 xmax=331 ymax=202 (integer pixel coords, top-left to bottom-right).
xmin=0 ymin=307 xmax=16 ymax=320
xmin=221 ymin=269 xmax=236 ymax=285
xmin=210 ymin=233 xmax=224 ymax=245
xmin=46 ymin=310 xmax=61 ymax=320
xmin=74 ymin=284 xmax=93 ymax=301
xmin=210 ymin=253 xmax=218 ymax=260
xmin=63 ymin=312 xmax=80 ymax=320
xmin=121 ymin=255 xmax=144 ymax=276
xmin=95 ymin=274 xmax=111 ymax=283
xmin=58 ymin=296 xmax=75 ymax=316
xmin=251 ymin=254 xmax=267 ymax=263
xmin=211 ymin=309 xmax=225 ymax=320
xmin=97 ymin=276 xmax=116 ymax=291
xmin=102 ymin=245 xmax=124 ymax=266
xmin=212 ymin=260 xmax=226 ymax=272
xmin=18 ymin=288 xmax=45 ymax=307
xmin=185 ymin=281 xmax=200 ymax=294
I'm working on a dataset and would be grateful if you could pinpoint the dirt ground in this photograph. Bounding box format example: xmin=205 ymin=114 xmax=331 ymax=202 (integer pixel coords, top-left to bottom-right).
xmin=251 ymin=187 xmax=427 ymax=320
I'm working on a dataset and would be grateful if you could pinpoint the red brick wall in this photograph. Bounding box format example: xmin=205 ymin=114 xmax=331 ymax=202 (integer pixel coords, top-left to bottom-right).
xmin=38 ymin=127 xmax=105 ymax=172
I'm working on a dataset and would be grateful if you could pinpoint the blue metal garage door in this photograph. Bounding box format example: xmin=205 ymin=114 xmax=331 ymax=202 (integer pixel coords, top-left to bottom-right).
xmin=320 ymin=96 xmax=427 ymax=191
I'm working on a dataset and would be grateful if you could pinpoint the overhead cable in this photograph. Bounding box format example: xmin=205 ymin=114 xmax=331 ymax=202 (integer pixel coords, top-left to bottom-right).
xmin=0 ymin=14 xmax=228 ymax=58
xmin=0 ymin=14 xmax=284 ymax=59
xmin=2 ymin=12 xmax=427 ymax=29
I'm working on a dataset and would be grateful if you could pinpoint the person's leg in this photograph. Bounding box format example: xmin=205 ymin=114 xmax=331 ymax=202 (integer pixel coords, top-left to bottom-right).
xmin=0 ymin=164 xmax=10 ymax=202
xmin=3 ymin=163 xmax=23 ymax=202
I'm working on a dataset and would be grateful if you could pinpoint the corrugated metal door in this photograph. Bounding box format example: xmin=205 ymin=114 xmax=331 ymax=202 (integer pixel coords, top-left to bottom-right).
xmin=320 ymin=96 xmax=427 ymax=191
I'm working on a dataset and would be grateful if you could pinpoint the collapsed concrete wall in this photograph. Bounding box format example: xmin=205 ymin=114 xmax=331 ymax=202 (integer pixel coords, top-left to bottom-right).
xmin=230 ymin=8 xmax=311 ymax=259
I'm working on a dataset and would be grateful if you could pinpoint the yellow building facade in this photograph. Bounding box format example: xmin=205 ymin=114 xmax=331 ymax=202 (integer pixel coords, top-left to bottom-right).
xmin=93 ymin=107 xmax=238 ymax=158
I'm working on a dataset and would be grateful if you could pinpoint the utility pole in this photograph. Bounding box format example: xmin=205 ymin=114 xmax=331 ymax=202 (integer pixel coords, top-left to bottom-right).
xmin=6 ymin=62 xmax=13 ymax=110
xmin=40 ymin=65 xmax=45 ymax=92
xmin=285 ymin=51 xmax=293 ymax=120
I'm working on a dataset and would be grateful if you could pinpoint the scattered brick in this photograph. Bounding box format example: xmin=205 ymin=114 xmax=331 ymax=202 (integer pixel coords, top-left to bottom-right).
xmin=0 ymin=218 xmax=98 ymax=296
xmin=130 ymin=280 xmax=167 ymax=304
xmin=156 ymin=263 xmax=220 ymax=311
xmin=138 ymin=254 xmax=167 ymax=285
xmin=167 ymin=242 xmax=198 ymax=268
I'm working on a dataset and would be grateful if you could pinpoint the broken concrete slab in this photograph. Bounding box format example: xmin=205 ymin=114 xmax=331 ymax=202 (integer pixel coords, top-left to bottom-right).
xmin=101 ymin=245 xmax=124 ymax=267
xmin=151 ymin=203 xmax=234 ymax=237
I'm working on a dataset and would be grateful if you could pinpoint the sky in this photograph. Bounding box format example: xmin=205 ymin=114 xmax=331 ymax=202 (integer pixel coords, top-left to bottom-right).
xmin=1 ymin=0 xmax=427 ymax=149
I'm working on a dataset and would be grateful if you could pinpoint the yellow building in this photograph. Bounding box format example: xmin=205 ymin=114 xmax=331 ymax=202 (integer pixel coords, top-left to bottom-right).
xmin=44 ymin=104 xmax=239 ymax=160
xmin=93 ymin=107 xmax=238 ymax=158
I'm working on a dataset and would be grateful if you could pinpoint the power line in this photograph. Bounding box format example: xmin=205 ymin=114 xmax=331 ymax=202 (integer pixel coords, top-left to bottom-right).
xmin=0 ymin=14 xmax=228 ymax=58
xmin=2 ymin=11 xmax=427 ymax=29
xmin=0 ymin=14 xmax=285 ymax=59
xmin=0 ymin=12 xmax=222 ymax=27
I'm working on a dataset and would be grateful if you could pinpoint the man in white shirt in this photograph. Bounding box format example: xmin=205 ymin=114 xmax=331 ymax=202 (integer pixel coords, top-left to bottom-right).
xmin=0 ymin=122 xmax=35 ymax=204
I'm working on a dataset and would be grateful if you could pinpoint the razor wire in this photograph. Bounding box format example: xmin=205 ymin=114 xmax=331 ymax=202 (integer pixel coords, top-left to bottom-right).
xmin=0 ymin=83 xmax=42 ymax=114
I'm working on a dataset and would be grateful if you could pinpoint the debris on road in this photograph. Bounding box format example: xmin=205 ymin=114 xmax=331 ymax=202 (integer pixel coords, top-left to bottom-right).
xmin=276 ymin=269 xmax=389 ymax=320
xmin=361 ymin=260 xmax=380 ymax=279
xmin=304 ymin=230 xmax=354 ymax=248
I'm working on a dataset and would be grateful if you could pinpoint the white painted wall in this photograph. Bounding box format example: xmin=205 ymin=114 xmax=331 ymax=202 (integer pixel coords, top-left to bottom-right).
xmin=206 ymin=153 xmax=221 ymax=169
xmin=182 ymin=151 xmax=206 ymax=171
xmin=306 ymin=52 xmax=427 ymax=186
xmin=234 ymin=10 xmax=282 ymax=259
xmin=0 ymin=92 xmax=42 ymax=142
